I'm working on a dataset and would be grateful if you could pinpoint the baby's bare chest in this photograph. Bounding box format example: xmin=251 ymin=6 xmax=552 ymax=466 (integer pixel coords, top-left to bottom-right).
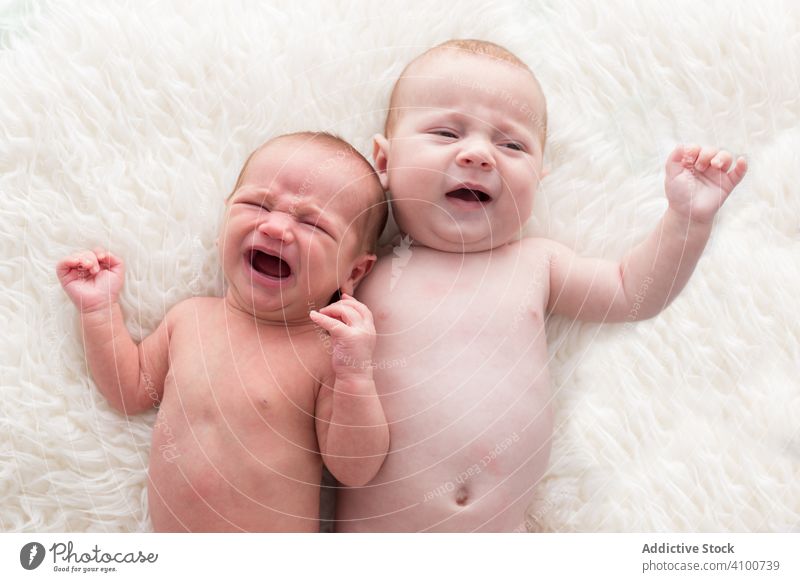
xmin=163 ymin=317 xmax=327 ymax=436
xmin=365 ymin=243 xmax=550 ymax=343
xmin=352 ymin=243 xmax=556 ymax=508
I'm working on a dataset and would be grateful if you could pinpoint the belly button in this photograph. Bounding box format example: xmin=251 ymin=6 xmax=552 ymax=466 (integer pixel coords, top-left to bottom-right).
xmin=455 ymin=487 xmax=469 ymax=506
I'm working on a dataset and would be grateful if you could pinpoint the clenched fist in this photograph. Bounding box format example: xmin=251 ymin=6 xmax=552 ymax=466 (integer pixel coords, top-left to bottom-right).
xmin=57 ymin=248 xmax=124 ymax=313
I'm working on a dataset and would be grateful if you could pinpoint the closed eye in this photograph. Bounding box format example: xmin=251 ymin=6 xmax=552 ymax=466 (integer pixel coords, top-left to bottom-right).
xmin=500 ymin=142 xmax=525 ymax=152
xmin=239 ymin=201 xmax=270 ymax=210
xmin=302 ymin=220 xmax=332 ymax=237
xmin=431 ymin=130 xmax=458 ymax=139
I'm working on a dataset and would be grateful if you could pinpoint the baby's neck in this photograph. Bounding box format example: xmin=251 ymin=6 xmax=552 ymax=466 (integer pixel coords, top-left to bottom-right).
xmin=222 ymin=292 xmax=317 ymax=331
xmin=398 ymin=235 xmax=510 ymax=255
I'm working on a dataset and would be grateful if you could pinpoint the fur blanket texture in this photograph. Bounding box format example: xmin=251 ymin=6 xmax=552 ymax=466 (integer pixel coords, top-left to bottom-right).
xmin=1 ymin=0 xmax=798 ymax=532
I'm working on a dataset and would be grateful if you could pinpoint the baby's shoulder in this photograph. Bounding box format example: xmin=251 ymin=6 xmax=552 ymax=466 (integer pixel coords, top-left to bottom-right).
xmin=164 ymin=296 xmax=222 ymax=327
xmin=515 ymin=236 xmax=563 ymax=263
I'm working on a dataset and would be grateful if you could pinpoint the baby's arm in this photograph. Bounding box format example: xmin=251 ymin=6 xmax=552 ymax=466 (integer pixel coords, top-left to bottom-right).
xmin=546 ymin=145 xmax=747 ymax=322
xmin=311 ymin=294 xmax=389 ymax=487
xmin=57 ymin=248 xmax=173 ymax=413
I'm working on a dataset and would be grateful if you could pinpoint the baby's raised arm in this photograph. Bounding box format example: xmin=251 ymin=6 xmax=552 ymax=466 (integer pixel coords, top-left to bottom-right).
xmin=545 ymin=145 xmax=747 ymax=322
xmin=57 ymin=248 xmax=174 ymax=413
xmin=311 ymin=294 xmax=389 ymax=487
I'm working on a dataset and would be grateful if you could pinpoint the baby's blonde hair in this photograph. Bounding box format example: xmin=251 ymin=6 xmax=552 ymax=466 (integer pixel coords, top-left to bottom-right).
xmin=384 ymin=39 xmax=547 ymax=146
xmin=230 ymin=132 xmax=387 ymax=253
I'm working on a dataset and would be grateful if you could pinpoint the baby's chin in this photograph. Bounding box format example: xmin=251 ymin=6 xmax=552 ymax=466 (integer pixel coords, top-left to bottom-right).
xmin=401 ymin=222 xmax=520 ymax=253
xmin=225 ymin=283 xmax=336 ymax=324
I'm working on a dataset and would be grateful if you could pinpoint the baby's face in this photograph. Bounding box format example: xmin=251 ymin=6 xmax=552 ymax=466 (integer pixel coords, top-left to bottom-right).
xmin=377 ymin=52 xmax=546 ymax=252
xmin=220 ymin=140 xmax=370 ymax=320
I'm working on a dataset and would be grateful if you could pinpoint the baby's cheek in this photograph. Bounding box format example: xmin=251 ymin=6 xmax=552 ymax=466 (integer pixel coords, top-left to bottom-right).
xmin=391 ymin=151 xmax=434 ymax=182
xmin=511 ymin=190 xmax=535 ymax=224
xmin=388 ymin=168 xmax=418 ymax=194
xmin=391 ymin=197 xmax=435 ymax=232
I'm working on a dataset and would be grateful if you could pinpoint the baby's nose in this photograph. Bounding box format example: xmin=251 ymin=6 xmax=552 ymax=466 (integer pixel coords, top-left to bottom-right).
xmin=456 ymin=140 xmax=495 ymax=171
xmin=258 ymin=213 xmax=295 ymax=243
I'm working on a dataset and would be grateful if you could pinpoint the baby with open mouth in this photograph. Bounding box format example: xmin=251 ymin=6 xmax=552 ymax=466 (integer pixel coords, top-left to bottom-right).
xmin=57 ymin=132 xmax=389 ymax=531
xmin=336 ymin=39 xmax=747 ymax=532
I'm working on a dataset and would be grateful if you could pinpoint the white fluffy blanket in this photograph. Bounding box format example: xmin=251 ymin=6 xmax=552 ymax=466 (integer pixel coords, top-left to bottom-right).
xmin=1 ymin=0 xmax=797 ymax=532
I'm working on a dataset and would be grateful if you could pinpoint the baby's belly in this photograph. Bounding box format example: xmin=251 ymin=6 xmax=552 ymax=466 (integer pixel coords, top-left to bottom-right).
xmin=147 ymin=384 xmax=321 ymax=532
xmin=337 ymin=331 xmax=553 ymax=532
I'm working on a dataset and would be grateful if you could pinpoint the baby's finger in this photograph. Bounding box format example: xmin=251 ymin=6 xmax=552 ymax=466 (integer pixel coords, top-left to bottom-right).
xmin=95 ymin=249 xmax=123 ymax=273
xmin=309 ymin=310 xmax=346 ymax=335
xmin=665 ymin=145 xmax=687 ymax=181
xmin=695 ymin=147 xmax=717 ymax=172
xmin=727 ymin=157 xmax=748 ymax=188
xmin=69 ymin=250 xmax=101 ymax=275
xmin=94 ymin=248 xmax=109 ymax=263
xmin=682 ymin=144 xmax=701 ymax=166
xmin=56 ymin=256 xmax=82 ymax=279
xmin=338 ymin=294 xmax=374 ymax=323
xmin=319 ymin=302 xmax=361 ymax=327
xmin=667 ymin=144 xmax=684 ymax=164
xmin=710 ymin=150 xmax=732 ymax=171
xmin=665 ymin=144 xmax=694 ymax=181
xmin=57 ymin=253 xmax=97 ymax=282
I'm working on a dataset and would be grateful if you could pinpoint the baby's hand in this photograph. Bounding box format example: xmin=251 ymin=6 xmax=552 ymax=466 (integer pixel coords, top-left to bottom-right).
xmin=57 ymin=248 xmax=124 ymax=313
xmin=664 ymin=144 xmax=747 ymax=224
xmin=310 ymin=293 xmax=376 ymax=381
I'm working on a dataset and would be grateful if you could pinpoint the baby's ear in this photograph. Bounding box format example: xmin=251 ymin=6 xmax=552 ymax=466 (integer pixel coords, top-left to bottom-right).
xmin=341 ymin=253 xmax=377 ymax=296
xmin=372 ymin=134 xmax=390 ymax=190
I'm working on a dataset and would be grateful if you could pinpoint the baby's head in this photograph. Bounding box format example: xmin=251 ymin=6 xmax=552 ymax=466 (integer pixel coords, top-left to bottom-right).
xmin=220 ymin=132 xmax=386 ymax=322
xmin=375 ymin=39 xmax=547 ymax=252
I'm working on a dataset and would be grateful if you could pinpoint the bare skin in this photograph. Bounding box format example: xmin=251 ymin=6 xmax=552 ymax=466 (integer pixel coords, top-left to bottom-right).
xmin=58 ymin=137 xmax=389 ymax=531
xmin=340 ymin=242 xmax=554 ymax=532
xmin=141 ymin=298 xmax=328 ymax=532
xmin=336 ymin=48 xmax=747 ymax=532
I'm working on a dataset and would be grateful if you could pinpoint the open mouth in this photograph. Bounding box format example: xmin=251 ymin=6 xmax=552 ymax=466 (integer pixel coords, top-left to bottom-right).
xmin=247 ymin=249 xmax=292 ymax=279
xmin=445 ymin=188 xmax=493 ymax=204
